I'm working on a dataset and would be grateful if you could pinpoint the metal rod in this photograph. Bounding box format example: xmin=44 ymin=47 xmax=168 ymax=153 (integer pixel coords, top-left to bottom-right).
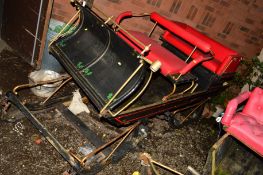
xmin=92 ymin=5 xmax=149 ymax=52
xmin=31 ymin=0 xmax=44 ymax=66
xmin=69 ymin=150 xmax=83 ymax=163
xmin=42 ymin=77 xmax=72 ymax=104
xmin=162 ymin=83 xmax=177 ymax=101
xmin=48 ymin=10 xmax=80 ymax=47
xmin=149 ymin=160 xmax=160 ymax=175
xmin=141 ymin=153 xmax=183 ymax=175
xmin=212 ymin=149 xmax=216 ymax=175
xmin=185 ymin=46 xmax=197 ymax=63
xmin=13 ymin=75 xmax=70 ymax=95
xmin=102 ymin=121 xmax=138 ymax=163
xmin=151 ymin=159 xmax=184 ymax=175
xmin=191 ymin=83 xmax=198 ymax=93
xmin=187 ymin=166 xmax=200 ymax=175
xmin=24 ymin=28 xmax=41 ymax=42
xmin=100 ymin=63 xmax=144 ymax=114
xmin=179 ymin=81 xmax=195 ymax=95
xmin=81 ymin=122 xmax=140 ymax=164
xmin=172 ymin=102 xmax=203 ymax=115
xmin=109 ymin=71 xmax=153 ymax=117
xmin=148 ymin=22 xmax=157 ymax=37
xmin=180 ymin=98 xmax=208 ymax=124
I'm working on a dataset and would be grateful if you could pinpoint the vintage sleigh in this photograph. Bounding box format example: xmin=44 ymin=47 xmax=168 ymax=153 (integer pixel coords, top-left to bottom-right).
xmin=3 ymin=1 xmax=243 ymax=173
xmin=47 ymin=2 xmax=241 ymax=126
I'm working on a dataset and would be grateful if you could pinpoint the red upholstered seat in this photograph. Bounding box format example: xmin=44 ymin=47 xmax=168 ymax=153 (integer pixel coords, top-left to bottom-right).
xmin=150 ymin=13 xmax=211 ymax=53
xmin=115 ymin=11 xmax=211 ymax=76
xmin=162 ymin=22 xmax=242 ymax=75
xmin=222 ymin=87 xmax=263 ymax=156
xmin=118 ymin=31 xmax=186 ymax=76
xmin=243 ymin=88 xmax=263 ymax=123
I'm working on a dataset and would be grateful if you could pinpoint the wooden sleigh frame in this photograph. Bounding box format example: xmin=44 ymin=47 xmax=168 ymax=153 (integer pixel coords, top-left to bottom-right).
xmin=4 ymin=1 xmax=243 ymax=173
xmin=48 ymin=1 xmax=241 ymax=126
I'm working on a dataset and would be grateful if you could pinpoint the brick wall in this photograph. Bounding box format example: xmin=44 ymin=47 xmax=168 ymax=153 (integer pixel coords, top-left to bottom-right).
xmin=51 ymin=0 xmax=76 ymax=22
xmin=51 ymin=0 xmax=263 ymax=58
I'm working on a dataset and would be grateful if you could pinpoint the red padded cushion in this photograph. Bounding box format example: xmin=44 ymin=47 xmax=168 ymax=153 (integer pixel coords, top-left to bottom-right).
xmin=243 ymin=87 xmax=263 ymax=124
xmin=117 ymin=30 xmax=186 ymax=76
xmin=162 ymin=22 xmax=241 ymax=75
xmin=150 ymin=12 xmax=211 ymax=53
xmin=226 ymin=113 xmax=263 ymax=156
xmin=222 ymin=91 xmax=251 ymax=127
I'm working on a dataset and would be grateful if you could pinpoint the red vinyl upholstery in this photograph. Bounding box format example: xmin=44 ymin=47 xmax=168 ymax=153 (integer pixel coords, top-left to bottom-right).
xmin=222 ymin=87 xmax=263 ymax=156
xmin=115 ymin=12 xmax=210 ymax=76
xmin=118 ymin=31 xmax=186 ymax=75
xmin=150 ymin=12 xmax=211 ymax=53
xmin=162 ymin=22 xmax=242 ymax=75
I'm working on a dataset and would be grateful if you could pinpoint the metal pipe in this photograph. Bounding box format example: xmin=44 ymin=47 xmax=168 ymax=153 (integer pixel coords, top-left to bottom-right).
xmin=41 ymin=77 xmax=72 ymax=104
xmin=81 ymin=122 xmax=140 ymax=164
xmin=102 ymin=122 xmax=138 ymax=163
xmin=13 ymin=75 xmax=70 ymax=95
xmin=31 ymin=0 xmax=44 ymax=66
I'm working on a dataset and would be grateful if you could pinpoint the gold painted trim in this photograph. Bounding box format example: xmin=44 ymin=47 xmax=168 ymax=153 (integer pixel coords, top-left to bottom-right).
xmin=179 ymin=81 xmax=195 ymax=95
xmin=185 ymin=45 xmax=197 ymax=63
xmin=13 ymin=75 xmax=71 ymax=95
xmin=92 ymin=6 xmax=151 ymax=54
xmin=109 ymin=71 xmax=153 ymax=117
xmin=162 ymin=83 xmax=177 ymax=102
xmin=191 ymin=83 xmax=198 ymax=93
xmin=100 ymin=62 xmax=144 ymax=114
xmin=104 ymin=15 xmax=114 ymax=24
xmin=48 ymin=10 xmax=80 ymax=47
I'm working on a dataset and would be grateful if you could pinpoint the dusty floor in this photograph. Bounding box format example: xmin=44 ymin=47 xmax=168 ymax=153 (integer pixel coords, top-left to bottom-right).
xmin=218 ymin=139 xmax=263 ymax=175
xmin=0 ymin=49 xmax=262 ymax=175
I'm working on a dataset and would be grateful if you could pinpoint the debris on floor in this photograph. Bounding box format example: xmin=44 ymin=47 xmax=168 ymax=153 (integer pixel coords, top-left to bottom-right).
xmin=68 ymin=89 xmax=90 ymax=115
xmin=29 ymin=70 xmax=62 ymax=97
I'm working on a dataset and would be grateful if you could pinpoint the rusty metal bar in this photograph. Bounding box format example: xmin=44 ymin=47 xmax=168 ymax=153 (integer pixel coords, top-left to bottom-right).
xmin=140 ymin=153 xmax=184 ymax=175
xmin=6 ymin=91 xmax=81 ymax=171
xmin=12 ymin=75 xmax=70 ymax=95
xmin=102 ymin=121 xmax=138 ymax=163
xmin=180 ymin=98 xmax=208 ymax=124
xmin=42 ymin=77 xmax=72 ymax=104
xmin=81 ymin=122 xmax=140 ymax=164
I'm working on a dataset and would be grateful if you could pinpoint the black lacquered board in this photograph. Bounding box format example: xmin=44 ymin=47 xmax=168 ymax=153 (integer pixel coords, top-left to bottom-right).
xmin=50 ymin=4 xmax=146 ymax=111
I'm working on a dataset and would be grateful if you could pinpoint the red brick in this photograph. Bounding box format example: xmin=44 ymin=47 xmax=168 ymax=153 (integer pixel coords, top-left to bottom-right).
xmin=50 ymin=0 xmax=263 ymax=58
